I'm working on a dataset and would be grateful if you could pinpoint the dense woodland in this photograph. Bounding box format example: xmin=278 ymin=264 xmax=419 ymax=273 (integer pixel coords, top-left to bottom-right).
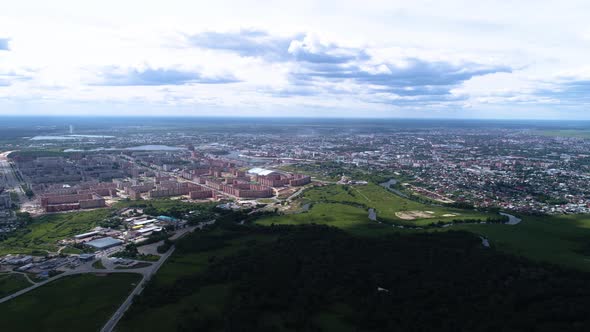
xmin=125 ymin=223 xmax=590 ymax=331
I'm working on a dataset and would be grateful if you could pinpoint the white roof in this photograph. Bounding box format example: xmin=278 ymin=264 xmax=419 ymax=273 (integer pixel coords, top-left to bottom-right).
xmin=248 ymin=167 xmax=277 ymax=176
xmin=133 ymin=219 xmax=157 ymax=225
xmin=137 ymin=226 xmax=162 ymax=233
xmin=74 ymin=231 xmax=100 ymax=239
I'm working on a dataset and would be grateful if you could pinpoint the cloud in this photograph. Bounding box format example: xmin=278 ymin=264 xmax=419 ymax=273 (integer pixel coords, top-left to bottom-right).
xmin=0 ymin=38 xmax=9 ymax=51
xmin=285 ymin=58 xmax=511 ymax=105
xmin=287 ymin=35 xmax=368 ymax=64
xmin=188 ymin=29 xmax=511 ymax=105
xmin=0 ymin=71 xmax=32 ymax=86
xmin=94 ymin=67 xmax=240 ymax=86
xmin=537 ymin=79 xmax=590 ymax=105
xmin=293 ymin=59 xmax=510 ymax=87
xmin=188 ymin=29 xmax=296 ymax=61
xmin=188 ymin=30 xmax=367 ymax=64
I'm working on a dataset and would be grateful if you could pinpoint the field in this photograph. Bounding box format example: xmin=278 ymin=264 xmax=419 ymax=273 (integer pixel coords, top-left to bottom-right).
xmin=258 ymin=184 xmax=492 ymax=228
xmin=0 ymin=273 xmax=32 ymax=298
xmin=453 ymin=214 xmax=590 ymax=272
xmin=0 ymin=209 xmax=111 ymax=255
xmin=0 ymin=273 xmax=141 ymax=332
xmin=255 ymin=184 xmax=590 ymax=272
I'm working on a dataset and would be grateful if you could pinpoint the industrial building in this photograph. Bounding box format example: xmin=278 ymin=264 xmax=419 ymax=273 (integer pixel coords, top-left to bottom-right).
xmin=248 ymin=168 xmax=311 ymax=187
xmin=85 ymin=237 xmax=123 ymax=250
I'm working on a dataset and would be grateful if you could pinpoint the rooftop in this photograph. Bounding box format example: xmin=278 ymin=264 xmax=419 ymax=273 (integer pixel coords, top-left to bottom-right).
xmin=248 ymin=167 xmax=277 ymax=176
xmin=85 ymin=237 xmax=123 ymax=249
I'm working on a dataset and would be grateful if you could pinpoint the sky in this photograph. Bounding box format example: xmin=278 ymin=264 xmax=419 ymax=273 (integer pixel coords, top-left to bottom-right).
xmin=0 ymin=0 xmax=589 ymax=119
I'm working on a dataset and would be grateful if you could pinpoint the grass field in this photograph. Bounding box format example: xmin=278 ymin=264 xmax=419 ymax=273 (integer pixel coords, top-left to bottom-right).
xmin=0 ymin=273 xmax=32 ymax=298
xmin=258 ymin=184 xmax=492 ymax=228
xmin=0 ymin=209 xmax=111 ymax=255
xmin=255 ymin=184 xmax=590 ymax=272
xmin=452 ymin=214 xmax=590 ymax=272
xmin=0 ymin=273 xmax=140 ymax=332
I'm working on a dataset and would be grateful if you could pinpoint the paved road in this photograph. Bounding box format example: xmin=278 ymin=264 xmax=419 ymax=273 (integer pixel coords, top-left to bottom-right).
xmin=286 ymin=186 xmax=306 ymax=202
xmin=0 ymin=222 xmax=212 ymax=306
xmin=100 ymin=247 xmax=175 ymax=332
xmin=0 ymin=261 xmax=155 ymax=305
xmin=0 ymin=151 xmax=31 ymax=209
xmin=101 ymin=220 xmax=214 ymax=332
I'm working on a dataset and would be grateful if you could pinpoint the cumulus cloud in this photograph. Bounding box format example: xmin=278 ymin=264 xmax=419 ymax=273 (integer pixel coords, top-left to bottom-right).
xmin=188 ymin=29 xmax=297 ymax=61
xmin=290 ymin=59 xmax=511 ymax=99
xmin=0 ymin=71 xmax=32 ymax=86
xmin=188 ymin=30 xmax=367 ymax=64
xmin=0 ymin=38 xmax=9 ymax=51
xmin=188 ymin=29 xmax=511 ymax=106
xmin=538 ymin=79 xmax=590 ymax=105
xmin=2 ymin=1 xmax=590 ymax=117
xmin=287 ymin=35 xmax=368 ymax=64
xmin=94 ymin=67 xmax=240 ymax=86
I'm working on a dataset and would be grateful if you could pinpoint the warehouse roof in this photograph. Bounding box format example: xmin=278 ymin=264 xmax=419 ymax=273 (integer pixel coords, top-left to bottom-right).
xmin=248 ymin=167 xmax=277 ymax=176
xmin=85 ymin=237 xmax=123 ymax=249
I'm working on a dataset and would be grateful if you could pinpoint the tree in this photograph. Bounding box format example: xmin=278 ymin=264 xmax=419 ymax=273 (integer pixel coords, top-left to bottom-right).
xmin=125 ymin=243 xmax=139 ymax=255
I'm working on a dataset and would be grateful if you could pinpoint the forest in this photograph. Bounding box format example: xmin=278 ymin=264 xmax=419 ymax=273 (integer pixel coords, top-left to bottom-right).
xmin=122 ymin=223 xmax=590 ymax=332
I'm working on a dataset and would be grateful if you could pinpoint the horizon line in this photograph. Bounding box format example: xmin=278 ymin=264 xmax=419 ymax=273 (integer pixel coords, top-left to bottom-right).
xmin=0 ymin=115 xmax=586 ymax=122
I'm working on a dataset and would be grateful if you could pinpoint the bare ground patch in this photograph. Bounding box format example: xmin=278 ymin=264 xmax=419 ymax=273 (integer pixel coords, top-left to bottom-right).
xmin=395 ymin=211 xmax=436 ymax=220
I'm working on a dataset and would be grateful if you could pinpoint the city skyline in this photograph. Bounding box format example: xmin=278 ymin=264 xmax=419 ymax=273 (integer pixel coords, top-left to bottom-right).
xmin=0 ymin=0 xmax=589 ymax=119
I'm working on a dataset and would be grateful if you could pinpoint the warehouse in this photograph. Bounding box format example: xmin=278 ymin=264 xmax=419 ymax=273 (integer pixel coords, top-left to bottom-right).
xmin=85 ymin=237 xmax=123 ymax=250
xmin=247 ymin=167 xmax=279 ymax=176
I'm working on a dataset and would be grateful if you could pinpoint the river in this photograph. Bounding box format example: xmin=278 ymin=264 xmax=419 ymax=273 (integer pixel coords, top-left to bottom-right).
xmin=64 ymin=145 xmax=186 ymax=152
xmin=379 ymin=179 xmax=409 ymax=198
xmin=499 ymin=212 xmax=522 ymax=225
xmin=368 ymin=208 xmax=377 ymax=221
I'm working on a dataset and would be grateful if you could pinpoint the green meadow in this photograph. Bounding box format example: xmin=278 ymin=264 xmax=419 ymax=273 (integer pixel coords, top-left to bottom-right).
xmin=0 ymin=273 xmax=140 ymax=332
xmin=257 ymin=183 xmax=590 ymax=272
xmin=0 ymin=209 xmax=111 ymax=255
xmin=0 ymin=273 xmax=32 ymax=298
xmin=453 ymin=214 xmax=590 ymax=272
xmin=258 ymin=183 xmax=492 ymax=228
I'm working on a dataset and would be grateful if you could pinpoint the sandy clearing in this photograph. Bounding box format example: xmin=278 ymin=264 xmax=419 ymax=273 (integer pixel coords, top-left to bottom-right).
xmin=395 ymin=211 xmax=435 ymax=220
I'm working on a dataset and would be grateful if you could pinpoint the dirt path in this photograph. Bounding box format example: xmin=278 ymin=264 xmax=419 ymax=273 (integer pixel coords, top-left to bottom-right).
xmin=354 ymin=187 xmax=371 ymax=202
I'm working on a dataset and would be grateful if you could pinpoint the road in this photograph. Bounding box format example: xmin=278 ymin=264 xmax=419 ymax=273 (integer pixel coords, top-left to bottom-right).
xmin=0 ymin=259 xmax=155 ymax=305
xmin=100 ymin=246 xmax=175 ymax=332
xmin=0 ymin=151 xmax=35 ymax=212
xmin=0 ymin=152 xmax=18 ymax=187
xmin=286 ymin=186 xmax=306 ymax=202
xmin=100 ymin=220 xmax=214 ymax=332
xmin=0 ymin=221 xmax=213 ymax=309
